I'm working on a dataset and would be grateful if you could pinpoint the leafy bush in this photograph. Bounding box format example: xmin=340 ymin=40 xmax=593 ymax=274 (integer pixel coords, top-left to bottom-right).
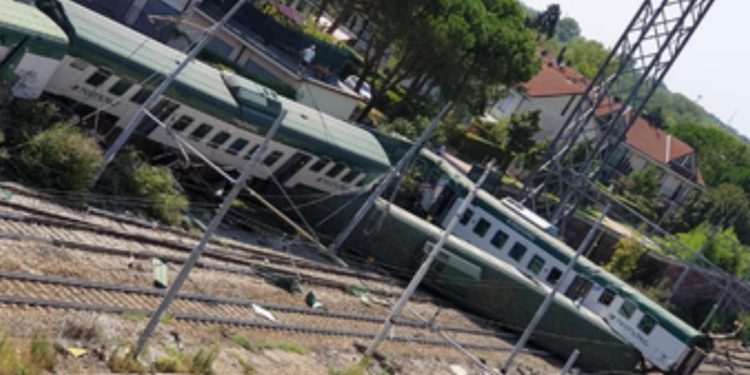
xmin=19 ymin=123 xmax=103 ymax=192
xmin=108 ymin=345 xmax=146 ymax=374
xmin=9 ymin=101 xmax=63 ymax=142
xmin=133 ymin=164 xmax=188 ymax=226
xmin=605 ymin=237 xmax=647 ymax=280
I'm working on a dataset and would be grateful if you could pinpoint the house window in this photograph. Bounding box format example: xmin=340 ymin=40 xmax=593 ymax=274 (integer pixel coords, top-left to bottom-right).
xmin=473 ymin=218 xmax=491 ymax=237
xmin=326 ymin=162 xmax=346 ymax=177
xmin=208 ymin=131 xmax=231 ymax=148
xmin=130 ymin=88 xmax=153 ymax=105
xmin=527 ymin=255 xmax=545 ymax=275
xmin=509 ymin=243 xmax=527 ymax=262
xmin=263 ymin=150 xmax=284 ymax=167
xmin=108 ymin=78 xmax=134 ymax=96
xmin=310 ymin=157 xmax=330 ymax=172
xmin=638 ymin=314 xmax=657 ymax=335
xmin=618 ymin=300 xmax=636 ymax=319
xmin=85 ymin=68 xmax=112 ymax=87
xmin=226 ymin=138 xmax=249 ymax=155
xmin=490 ymin=229 xmax=509 ymax=249
xmin=189 ymin=124 xmax=213 ymax=141
xmin=546 ymin=267 xmax=562 ymax=285
xmin=598 ymin=288 xmax=616 ymax=306
xmin=459 ymin=209 xmax=474 ymax=225
xmin=171 ymin=115 xmax=193 ymax=132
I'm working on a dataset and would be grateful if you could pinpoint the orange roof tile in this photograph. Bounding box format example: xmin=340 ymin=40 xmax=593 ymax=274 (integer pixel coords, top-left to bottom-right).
xmin=521 ymin=59 xmax=588 ymax=97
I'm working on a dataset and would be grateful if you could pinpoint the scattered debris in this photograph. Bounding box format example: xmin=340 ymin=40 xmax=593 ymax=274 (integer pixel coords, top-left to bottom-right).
xmin=66 ymin=347 xmax=87 ymax=358
xmin=305 ymin=291 xmax=324 ymax=310
xmin=252 ymin=304 xmax=278 ymax=322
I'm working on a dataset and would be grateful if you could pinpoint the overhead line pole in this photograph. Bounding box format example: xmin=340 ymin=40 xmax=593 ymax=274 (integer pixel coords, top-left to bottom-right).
xmin=133 ymin=109 xmax=287 ymax=357
xmin=501 ymin=205 xmax=610 ymax=374
xmin=91 ymin=0 xmax=248 ymax=185
xmin=365 ymin=159 xmax=495 ymax=357
xmin=326 ymin=101 xmax=453 ymax=254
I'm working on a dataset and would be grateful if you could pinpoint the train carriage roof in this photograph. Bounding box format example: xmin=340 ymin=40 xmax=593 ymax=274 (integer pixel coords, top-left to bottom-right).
xmin=0 ymin=0 xmax=68 ymax=58
xmin=420 ymin=150 xmax=703 ymax=345
xmin=53 ymin=0 xmax=390 ymax=176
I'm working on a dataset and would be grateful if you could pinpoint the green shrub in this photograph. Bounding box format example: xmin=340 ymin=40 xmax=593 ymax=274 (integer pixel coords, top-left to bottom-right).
xmin=190 ymin=347 xmax=218 ymax=375
xmin=9 ymin=101 xmax=63 ymax=142
xmin=133 ymin=164 xmax=188 ymax=226
xmin=605 ymin=237 xmax=647 ymax=280
xmin=107 ymin=346 xmax=146 ymax=374
xmin=19 ymin=123 xmax=103 ymax=192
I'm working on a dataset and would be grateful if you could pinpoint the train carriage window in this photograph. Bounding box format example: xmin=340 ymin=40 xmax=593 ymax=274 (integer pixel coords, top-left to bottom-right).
xmin=208 ymin=131 xmax=231 ymax=148
xmin=130 ymin=88 xmax=154 ymax=104
xmin=244 ymin=145 xmax=260 ymax=159
xmin=226 ymin=138 xmax=249 ymax=155
xmin=171 ymin=116 xmax=193 ymax=132
xmin=459 ymin=209 xmax=474 ymax=225
xmin=310 ymin=157 xmax=330 ymax=172
xmin=546 ymin=267 xmax=562 ymax=285
xmin=638 ymin=314 xmax=657 ymax=335
xmin=341 ymin=169 xmax=362 ymax=183
xmin=618 ymin=300 xmax=637 ymax=319
xmin=326 ymin=163 xmax=346 ymax=177
xmin=263 ymin=151 xmax=284 ymax=167
xmin=85 ymin=68 xmax=112 ymax=87
xmin=509 ymin=243 xmax=527 ymax=262
xmin=598 ymin=288 xmax=616 ymax=306
xmin=473 ymin=218 xmax=491 ymax=237
xmin=189 ymin=124 xmax=213 ymax=141
xmin=108 ymin=78 xmax=134 ymax=96
xmin=527 ymin=255 xmax=545 ymax=275
xmin=490 ymin=229 xmax=509 ymax=249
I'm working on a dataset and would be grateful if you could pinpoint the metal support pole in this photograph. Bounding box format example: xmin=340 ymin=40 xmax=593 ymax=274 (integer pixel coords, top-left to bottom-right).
xmin=501 ymin=205 xmax=610 ymax=374
xmin=91 ymin=0 xmax=248 ymax=185
xmin=133 ymin=110 xmax=287 ymax=357
xmin=560 ymin=349 xmax=580 ymax=375
xmin=327 ymin=101 xmax=453 ymax=254
xmin=364 ymin=159 xmax=494 ymax=356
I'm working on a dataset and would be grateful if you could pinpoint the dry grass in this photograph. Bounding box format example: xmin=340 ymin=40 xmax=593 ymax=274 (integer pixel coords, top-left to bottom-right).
xmin=62 ymin=320 xmax=101 ymax=342
xmin=230 ymin=351 xmax=256 ymax=375
xmin=152 ymin=346 xmax=218 ymax=375
xmin=0 ymin=333 xmax=58 ymax=375
xmin=107 ymin=345 xmax=146 ymax=374
xmin=330 ymin=357 xmax=371 ymax=375
xmin=255 ymin=340 xmax=309 ymax=355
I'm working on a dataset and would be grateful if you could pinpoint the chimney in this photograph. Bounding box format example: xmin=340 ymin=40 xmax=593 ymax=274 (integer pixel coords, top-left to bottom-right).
xmin=556 ymin=46 xmax=568 ymax=66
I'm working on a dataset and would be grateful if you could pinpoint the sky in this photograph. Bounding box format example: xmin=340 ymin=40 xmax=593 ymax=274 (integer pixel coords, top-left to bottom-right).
xmin=522 ymin=0 xmax=750 ymax=137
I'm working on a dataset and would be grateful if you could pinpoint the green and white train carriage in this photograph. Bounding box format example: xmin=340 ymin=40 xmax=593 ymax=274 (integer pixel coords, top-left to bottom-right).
xmin=0 ymin=0 xmax=68 ymax=100
xmin=36 ymin=0 xmax=391 ymax=195
xmin=415 ymin=150 xmax=711 ymax=373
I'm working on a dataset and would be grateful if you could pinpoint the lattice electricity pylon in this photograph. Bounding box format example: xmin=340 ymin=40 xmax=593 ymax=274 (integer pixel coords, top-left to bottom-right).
xmin=523 ymin=0 xmax=715 ymax=231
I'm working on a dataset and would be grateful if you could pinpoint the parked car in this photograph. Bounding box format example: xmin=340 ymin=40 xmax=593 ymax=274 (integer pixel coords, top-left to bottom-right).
xmin=343 ymin=75 xmax=372 ymax=101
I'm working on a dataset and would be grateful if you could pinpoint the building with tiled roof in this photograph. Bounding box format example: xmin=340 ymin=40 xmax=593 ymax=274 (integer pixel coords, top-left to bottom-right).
xmin=492 ymin=50 xmax=704 ymax=208
xmin=487 ymin=52 xmax=597 ymax=141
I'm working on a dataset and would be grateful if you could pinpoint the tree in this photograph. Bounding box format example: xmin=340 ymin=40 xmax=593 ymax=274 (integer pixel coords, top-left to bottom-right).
xmin=669 ymin=184 xmax=750 ymax=244
xmin=19 ymin=123 xmax=103 ymax=192
xmin=625 ymin=166 xmax=661 ymax=199
xmin=355 ymin=0 xmax=539 ymax=121
xmin=555 ymin=17 xmax=580 ymax=42
xmin=503 ymin=111 xmax=541 ymax=156
xmin=532 ymin=4 xmax=561 ymax=40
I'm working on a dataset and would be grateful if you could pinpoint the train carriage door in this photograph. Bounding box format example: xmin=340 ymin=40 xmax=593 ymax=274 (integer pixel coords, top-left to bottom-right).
xmin=565 ymin=275 xmax=594 ymax=303
xmin=272 ymin=152 xmax=312 ymax=187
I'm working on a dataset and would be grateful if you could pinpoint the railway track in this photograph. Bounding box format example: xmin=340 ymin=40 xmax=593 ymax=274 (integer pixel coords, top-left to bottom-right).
xmin=0 ymin=210 xmax=426 ymax=302
xmin=697 ymin=341 xmax=750 ymax=375
xmin=0 ymin=269 xmax=543 ymax=355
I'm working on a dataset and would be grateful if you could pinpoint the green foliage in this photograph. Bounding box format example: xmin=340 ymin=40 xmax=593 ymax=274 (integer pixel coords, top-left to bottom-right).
xmin=153 ymin=347 xmax=218 ymax=375
xmin=190 ymin=347 xmax=219 ymax=375
xmin=669 ymin=184 xmax=750 ymax=245
xmin=738 ymin=312 xmax=750 ymax=345
xmin=230 ymin=351 xmax=256 ymax=375
xmin=231 ymin=334 xmax=253 ymax=351
xmin=329 ymin=357 xmax=372 ymax=375
xmin=259 ymin=3 xmax=341 ymax=46
xmin=378 ymin=115 xmax=464 ymax=147
xmin=100 ymin=149 xmax=188 ymax=225
xmin=625 ymin=166 xmax=662 ymax=199
xmin=19 ymin=123 xmax=103 ymax=192
xmin=133 ymin=164 xmax=188 ymax=225
xmin=661 ymin=224 xmax=750 ymax=276
xmin=29 ymin=334 xmax=55 ymax=372
xmin=9 ymin=100 xmax=63 ymax=143
xmin=255 ymin=340 xmax=309 ymax=355
xmin=554 ymin=17 xmax=581 ymax=42
xmin=605 ymin=237 xmax=647 ymax=280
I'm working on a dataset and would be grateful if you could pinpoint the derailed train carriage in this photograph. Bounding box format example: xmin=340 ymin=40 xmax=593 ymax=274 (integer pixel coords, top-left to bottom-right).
xmin=0 ymin=0 xmax=709 ymax=372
